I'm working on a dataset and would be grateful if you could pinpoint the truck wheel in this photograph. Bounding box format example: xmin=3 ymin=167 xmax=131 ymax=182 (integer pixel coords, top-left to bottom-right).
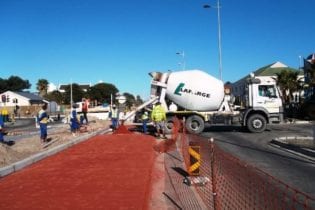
xmin=185 ymin=115 xmax=204 ymax=134
xmin=247 ymin=114 xmax=266 ymax=133
xmin=164 ymin=116 xmax=175 ymax=134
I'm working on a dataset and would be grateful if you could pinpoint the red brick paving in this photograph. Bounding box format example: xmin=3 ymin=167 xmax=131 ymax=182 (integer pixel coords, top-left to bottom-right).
xmin=0 ymin=132 xmax=157 ymax=210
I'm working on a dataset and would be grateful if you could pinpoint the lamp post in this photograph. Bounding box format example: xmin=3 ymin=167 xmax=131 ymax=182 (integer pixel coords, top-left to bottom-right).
xmin=176 ymin=51 xmax=186 ymax=70
xmin=70 ymin=79 xmax=73 ymax=107
xmin=298 ymin=55 xmax=303 ymax=70
xmin=204 ymin=0 xmax=223 ymax=80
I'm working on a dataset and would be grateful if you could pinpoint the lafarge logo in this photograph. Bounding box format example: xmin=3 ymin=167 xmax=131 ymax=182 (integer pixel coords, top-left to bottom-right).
xmin=174 ymin=83 xmax=211 ymax=98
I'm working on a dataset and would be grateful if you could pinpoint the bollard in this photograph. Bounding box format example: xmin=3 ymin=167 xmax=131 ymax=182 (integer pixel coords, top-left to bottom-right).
xmin=188 ymin=143 xmax=201 ymax=176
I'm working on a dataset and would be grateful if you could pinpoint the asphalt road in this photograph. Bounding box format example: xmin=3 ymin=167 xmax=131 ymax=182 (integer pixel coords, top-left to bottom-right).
xmin=200 ymin=123 xmax=315 ymax=197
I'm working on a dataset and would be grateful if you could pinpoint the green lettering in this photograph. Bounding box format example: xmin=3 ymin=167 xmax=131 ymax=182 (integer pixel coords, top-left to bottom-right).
xmin=174 ymin=83 xmax=185 ymax=96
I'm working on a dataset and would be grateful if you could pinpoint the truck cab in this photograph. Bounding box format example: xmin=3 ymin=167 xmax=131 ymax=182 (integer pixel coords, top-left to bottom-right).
xmin=242 ymin=75 xmax=283 ymax=132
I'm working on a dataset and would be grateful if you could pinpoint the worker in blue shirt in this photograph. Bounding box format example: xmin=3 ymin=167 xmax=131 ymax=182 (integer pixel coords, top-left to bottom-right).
xmin=70 ymin=104 xmax=80 ymax=136
xmin=37 ymin=103 xmax=48 ymax=143
xmin=0 ymin=115 xmax=5 ymax=144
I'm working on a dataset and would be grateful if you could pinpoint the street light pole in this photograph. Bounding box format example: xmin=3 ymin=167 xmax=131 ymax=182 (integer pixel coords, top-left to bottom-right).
xmin=298 ymin=55 xmax=302 ymax=70
xmin=70 ymin=79 xmax=73 ymax=107
xmin=176 ymin=51 xmax=185 ymax=70
xmin=204 ymin=0 xmax=223 ymax=80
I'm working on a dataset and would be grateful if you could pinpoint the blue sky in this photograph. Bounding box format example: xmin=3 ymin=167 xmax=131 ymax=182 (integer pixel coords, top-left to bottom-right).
xmin=0 ymin=0 xmax=314 ymax=99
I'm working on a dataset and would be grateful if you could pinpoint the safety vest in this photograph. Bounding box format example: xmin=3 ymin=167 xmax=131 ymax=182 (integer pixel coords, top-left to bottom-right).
xmin=111 ymin=109 xmax=118 ymax=118
xmin=141 ymin=112 xmax=149 ymax=120
xmin=38 ymin=109 xmax=48 ymax=124
xmin=1 ymin=109 xmax=8 ymax=115
xmin=151 ymin=105 xmax=166 ymax=122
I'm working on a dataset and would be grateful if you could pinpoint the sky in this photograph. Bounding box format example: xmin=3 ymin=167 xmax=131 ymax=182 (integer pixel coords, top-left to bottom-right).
xmin=0 ymin=0 xmax=314 ymax=100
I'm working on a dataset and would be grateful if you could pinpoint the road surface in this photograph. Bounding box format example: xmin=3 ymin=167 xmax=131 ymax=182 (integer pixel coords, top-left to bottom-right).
xmin=201 ymin=123 xmax=315 ymax=197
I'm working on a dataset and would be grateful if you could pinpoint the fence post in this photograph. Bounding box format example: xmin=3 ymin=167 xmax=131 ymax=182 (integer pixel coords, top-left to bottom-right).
xmin=210 ymin=137 xmax=218 ymax=209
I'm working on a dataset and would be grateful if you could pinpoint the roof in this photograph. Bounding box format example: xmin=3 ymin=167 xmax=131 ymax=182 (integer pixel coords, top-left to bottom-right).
xmin=13 ymin=91 xmax=45 ymax=104
xmin=254 ymin=62 xmax=299 ymax=76
xmin=232 ymin=61 xmax=300 ymax=84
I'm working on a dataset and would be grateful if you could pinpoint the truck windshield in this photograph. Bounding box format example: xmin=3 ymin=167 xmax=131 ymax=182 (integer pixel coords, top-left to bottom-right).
xmin=258 ymin=85 xmax=277 ymax=98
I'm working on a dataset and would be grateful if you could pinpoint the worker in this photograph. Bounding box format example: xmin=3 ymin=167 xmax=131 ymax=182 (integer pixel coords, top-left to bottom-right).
xmin=141 ymin=110 xmax=149 ymax=134
xmin=81 ymin=98 xmax=89 ymax=124
xmin=109 ymin=104 xmax=119 ymax=130
xmin=1 ymin=107 xmax=8 ymax=123
xmin=37 ymin=103 xmax=48 ymax=143
xmin=70 ymin=104 xmax=80 ymax=136
xmin=0 ymin=114 xmax=5 ymax=144
xmin=151 ymin=102 xmax=167 ymax=139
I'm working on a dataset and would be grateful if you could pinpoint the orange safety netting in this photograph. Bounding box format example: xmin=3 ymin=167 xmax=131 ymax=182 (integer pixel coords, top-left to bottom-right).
xmin=175 ymin=119 xmax=315 ymax=209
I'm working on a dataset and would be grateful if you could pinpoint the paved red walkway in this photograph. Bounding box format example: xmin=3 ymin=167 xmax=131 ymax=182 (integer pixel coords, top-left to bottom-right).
xmin=0 ymin=132 xmax=157 ymax=210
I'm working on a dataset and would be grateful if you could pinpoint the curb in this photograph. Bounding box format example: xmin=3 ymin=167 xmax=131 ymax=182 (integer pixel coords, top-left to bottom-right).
xmin=269 ymin=136 xmax=315 ymax=162
xmin=0 ymin=128 xmax=112 ymax=178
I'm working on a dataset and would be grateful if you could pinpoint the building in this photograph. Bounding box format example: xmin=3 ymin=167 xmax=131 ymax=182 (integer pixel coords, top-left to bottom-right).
xmin=231 ymin=61 xmax=303 ymax=104
xmin=0 ymin=91 xmax=46 ymax=107
xmin=0 ymin=91 xmax=48 ymax=116
xmin=303 ymin=53 xmax=315 ymax=100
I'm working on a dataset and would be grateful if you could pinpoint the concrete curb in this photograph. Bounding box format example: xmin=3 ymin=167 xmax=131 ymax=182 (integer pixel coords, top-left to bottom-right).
xmin=269 ymin=136 xmax=315 ymax=162
xmin=0 ymin=128 xmax=112 ymax=178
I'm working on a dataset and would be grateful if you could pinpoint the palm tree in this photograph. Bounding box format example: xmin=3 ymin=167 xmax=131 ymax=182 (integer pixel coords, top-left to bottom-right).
xmin=276 ymin=70 xmax=299 ymax=104
xmin=36 ymin=79 xmax=49 ymax=97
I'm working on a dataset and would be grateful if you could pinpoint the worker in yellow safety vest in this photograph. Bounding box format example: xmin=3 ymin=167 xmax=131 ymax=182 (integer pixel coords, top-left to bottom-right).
xmin=141 ymin=110 xmax=149 ymax=134
xmin=151 ymin=102 xmax=167 ymax=139
xmin=109 ymin=104 xmax=119 ymax=130
xmin=1 ymin=108 xmax=8 ymax=122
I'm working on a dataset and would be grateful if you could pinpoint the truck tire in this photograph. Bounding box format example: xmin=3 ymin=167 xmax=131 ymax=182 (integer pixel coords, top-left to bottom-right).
xmin=185 ymin=115 xmax=204 ymax=134
xmin=164 ymin=116 xmax=175 ymax=134
xmin=246 ymin=114 xmax=266 ymax=133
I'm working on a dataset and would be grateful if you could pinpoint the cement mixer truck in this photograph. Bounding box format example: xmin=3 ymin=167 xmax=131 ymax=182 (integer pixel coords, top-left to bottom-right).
xmin=126 ymin=69 xmax=283 ymax=134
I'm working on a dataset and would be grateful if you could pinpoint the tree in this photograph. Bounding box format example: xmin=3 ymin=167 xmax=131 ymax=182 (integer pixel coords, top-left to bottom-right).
xmin=135 ymin=95 xmax=144 ymax=106
xmin=87 ymin=83 xmax=119 ymax=104
xmin=36 ymin=79 xmax=49 ymax=97
xmin=0 ymin=78 xmax=7 ymax=93
xmin=0 ymin=76 xmax=31 ymax=92
xmin=46 ymin=90 xmax=64 ymax=104
xmin=276 ymin=70 xmax=299 ymax=104
xmin=63 ymin=83 xmax=85 ymax=104
xmin=123 ymin=92 xmax=136 ymax=109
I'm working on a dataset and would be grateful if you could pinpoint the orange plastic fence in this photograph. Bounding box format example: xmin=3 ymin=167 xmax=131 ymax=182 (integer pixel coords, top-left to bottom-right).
xmin=176 ymin=122 xmax=315 ymax=209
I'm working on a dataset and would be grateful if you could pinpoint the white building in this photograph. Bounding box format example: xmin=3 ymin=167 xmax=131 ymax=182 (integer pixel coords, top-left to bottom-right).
xmin=0 ymin=91 xmax=46 ymax=107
